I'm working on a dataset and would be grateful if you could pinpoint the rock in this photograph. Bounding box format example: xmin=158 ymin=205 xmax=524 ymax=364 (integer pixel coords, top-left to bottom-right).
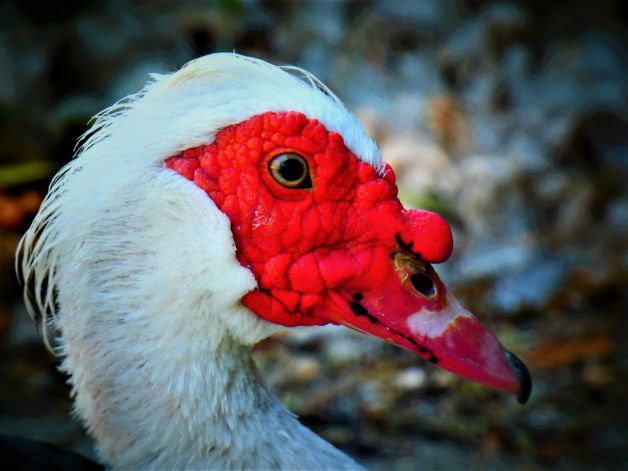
xmin=426 ymin=95 xmax=471 ymax=155
xmin=607 ymin=198 xmax=628 ymax=233
xmin=381 ymin=135 xmax=452 ymax=195
xmin=490 ymin=256 xmax=567 ymax=312
xmin=393 ymin=366 xmax=427 ymax=391
xmin=293 ymin=356 xmax=320 ymax=381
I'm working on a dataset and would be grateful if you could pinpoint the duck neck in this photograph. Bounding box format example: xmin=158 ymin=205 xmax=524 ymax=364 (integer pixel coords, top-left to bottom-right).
xmin=63 ymin=308 xmax=361 ymax=470
xmin=51 ymin=176 xmax=361 ymax=469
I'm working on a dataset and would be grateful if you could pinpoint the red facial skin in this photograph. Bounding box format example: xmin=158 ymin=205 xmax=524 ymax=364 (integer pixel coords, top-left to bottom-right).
xmin=166 ymin=111 xmax=531 ymax=402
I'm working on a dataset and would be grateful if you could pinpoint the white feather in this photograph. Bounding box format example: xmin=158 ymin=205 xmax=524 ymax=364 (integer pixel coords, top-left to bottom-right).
xmin=17 ymin=53 xmax=373 ymax=470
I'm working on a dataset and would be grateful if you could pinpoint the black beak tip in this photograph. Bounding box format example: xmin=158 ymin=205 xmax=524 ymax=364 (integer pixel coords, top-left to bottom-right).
xmin=504 ymin=349 xmax=532 ymax=405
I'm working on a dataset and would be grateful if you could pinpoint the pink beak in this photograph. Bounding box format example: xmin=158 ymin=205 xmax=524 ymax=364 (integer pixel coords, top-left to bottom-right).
xmin=404 ymin=292 xmax=531 ymax=403
xmin=322 ymin=260 xmax=532 ymax=404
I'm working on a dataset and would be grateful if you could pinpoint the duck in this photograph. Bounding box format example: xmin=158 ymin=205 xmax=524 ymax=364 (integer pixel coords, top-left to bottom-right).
xmin=17 ymin=53 xmax=531 ymax=470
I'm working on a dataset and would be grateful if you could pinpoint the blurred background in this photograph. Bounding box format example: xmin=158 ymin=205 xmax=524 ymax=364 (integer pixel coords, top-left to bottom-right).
xmin=1 ymin=0 xmax=626 ymax=469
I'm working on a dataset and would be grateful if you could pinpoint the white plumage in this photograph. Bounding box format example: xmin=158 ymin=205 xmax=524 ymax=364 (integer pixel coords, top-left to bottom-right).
xmin=17 ymin=53 xmax=380 ymax=470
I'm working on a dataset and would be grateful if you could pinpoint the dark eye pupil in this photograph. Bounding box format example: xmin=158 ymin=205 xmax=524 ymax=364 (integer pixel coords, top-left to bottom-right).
xmin=279 ymin=158 xmax=305 ymax=181
xmin=410 ymin=273 xmax=436 ymax=297
xmin=269 ymin=153 xmax=312 ymax=189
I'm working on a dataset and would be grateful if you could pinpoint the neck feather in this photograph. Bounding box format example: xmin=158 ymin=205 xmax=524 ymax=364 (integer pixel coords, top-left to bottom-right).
xmin=61 ymin=309 xmax=359 ymax=469
xmin=44 ymin=171 xmax=360 ymax=469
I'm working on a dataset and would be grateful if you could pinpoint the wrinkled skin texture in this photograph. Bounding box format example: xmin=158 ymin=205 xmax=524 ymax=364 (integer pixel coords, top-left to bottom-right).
xmin=166 ymin=111 xmax=530 ymax=400
xmin=166 ymin=112 xmax=450 ymax=325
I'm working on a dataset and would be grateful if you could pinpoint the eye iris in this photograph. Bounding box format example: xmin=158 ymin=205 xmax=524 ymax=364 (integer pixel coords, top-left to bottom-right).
xmin=278 ymin=157 xmax=305 ymax=182
xmin=269 ymin=153 xmax=311 ymax=188
xmin=410 ymin=273 xmax=436 ymax=297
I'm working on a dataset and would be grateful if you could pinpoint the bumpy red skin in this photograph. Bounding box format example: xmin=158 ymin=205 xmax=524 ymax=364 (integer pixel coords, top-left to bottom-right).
xmin=166 ymin=111 xmax=452 ymax=328
xmin=165 ymin=111 xmax=529 ymax=399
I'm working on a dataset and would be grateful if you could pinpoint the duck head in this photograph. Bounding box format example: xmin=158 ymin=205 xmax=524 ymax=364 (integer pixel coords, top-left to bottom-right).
xmin=167 ymin=110 xmax=531 ymax=404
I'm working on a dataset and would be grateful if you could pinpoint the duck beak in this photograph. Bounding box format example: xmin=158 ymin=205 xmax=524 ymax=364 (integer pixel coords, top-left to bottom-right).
xmin=323 ymin=261 xmax=532 ymax=404
xmin=403 ymin=292 xmax=532 ymax=404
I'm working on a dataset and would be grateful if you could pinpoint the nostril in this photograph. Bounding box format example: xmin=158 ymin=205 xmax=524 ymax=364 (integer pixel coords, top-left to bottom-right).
xmin=410 ymin=273 xmax=436 ymax=298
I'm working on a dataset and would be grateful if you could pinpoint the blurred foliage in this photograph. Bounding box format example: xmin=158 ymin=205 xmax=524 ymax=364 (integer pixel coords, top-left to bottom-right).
xmin=0 ymin=162 xmax=56 ymax=188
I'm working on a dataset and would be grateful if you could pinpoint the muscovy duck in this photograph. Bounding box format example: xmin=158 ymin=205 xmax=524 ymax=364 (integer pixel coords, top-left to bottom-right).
xmin=17 ymin=53 xmax=530 ymax=470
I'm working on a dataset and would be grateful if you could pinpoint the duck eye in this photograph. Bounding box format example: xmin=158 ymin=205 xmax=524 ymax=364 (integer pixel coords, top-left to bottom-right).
xmin=410 ymin=273 xmax=437 ymax=298
xmin=269 ymin=153 xmax=312 ymax=188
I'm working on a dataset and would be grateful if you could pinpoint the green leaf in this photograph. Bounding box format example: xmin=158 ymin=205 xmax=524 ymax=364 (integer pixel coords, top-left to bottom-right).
xmin=0 ymin=161 xmax=57 ymax=187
